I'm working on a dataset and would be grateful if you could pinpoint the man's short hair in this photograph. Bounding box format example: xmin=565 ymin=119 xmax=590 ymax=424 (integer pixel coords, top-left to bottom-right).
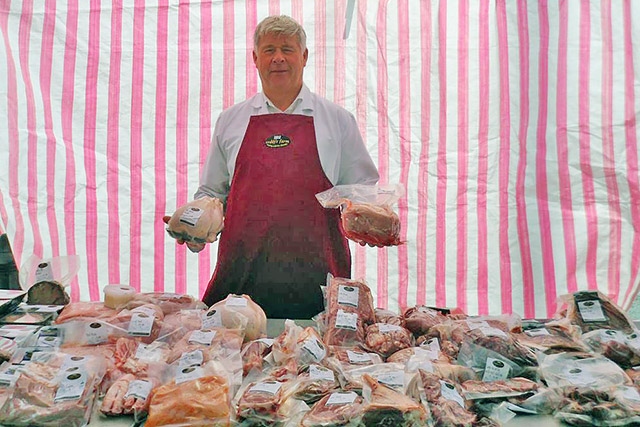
xmin=254 ymin=15 xmax=307 ymax=52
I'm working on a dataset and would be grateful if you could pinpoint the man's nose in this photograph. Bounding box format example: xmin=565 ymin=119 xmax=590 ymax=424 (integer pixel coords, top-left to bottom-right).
xmin=271 ymin=49 xmax=285 ymax=62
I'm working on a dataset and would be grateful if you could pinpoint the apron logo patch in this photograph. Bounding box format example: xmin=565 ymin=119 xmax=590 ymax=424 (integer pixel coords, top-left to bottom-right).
xmin=265 ymin=134 xmax=291 ymax=148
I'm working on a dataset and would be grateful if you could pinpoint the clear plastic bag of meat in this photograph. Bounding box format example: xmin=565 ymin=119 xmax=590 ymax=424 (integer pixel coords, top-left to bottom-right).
xmin=322 ymin=274 xmax=376 ymax=325
xmin=555 ymin=290 xmax=636 ymax=334
xmin=241 ymin=337 xmax=274 ymax=377
xmin=0 ymin=351 xmax=106 ymax=427
xmin=206 ymin=293 xmax=267 ymax=343
xmin=362 ymin=322 xmax=414 ymax=358
xmin=581 ymin=328 xmax=640 ymax=369
xmin=515 ymin=318 xmax=590 ymax=354
xmin=233 ymin=370 xmax=308 ymax=426
xmin=551 ymin=385 xmax=640 ymax=427
xmin=99 ymin=371 xmax=163 ymax=421
xmin=125 ymin=292 xmax=207 ymax=315
xmin=538 ymin=351 xmax=630 ymax=389
xmin=293 ymin=363 xmax=340 ymax=404
xmin=401 ymin=305 xmax=449 ymax=336
xmin=374 ymin=307 xmax=404 ymax=326
xmin=359 ymin=373 xmax=429 ymax=426
xmin=19 ymin=254 xmax=80 ymax=305
xmin=145 ymin=361 xmax=233 ymax=427
xmin=320 ymin=307 xmax=367 ymax=347
xmin=338 ymin=361 xmax=411 ymax=394
xmin=54 ymin=301 xmax=118 ymax=324
xmin=299 ymin=390 xmax=365 ymax=427
xmin=316 ymin=183 xmax=405 ymax=247
xmin=406 ymin=368 xmax=478 ymax=426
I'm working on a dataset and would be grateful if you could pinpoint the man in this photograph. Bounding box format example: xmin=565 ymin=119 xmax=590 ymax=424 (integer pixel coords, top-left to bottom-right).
xmin=182 ymin=15 xmax=378 ymax=319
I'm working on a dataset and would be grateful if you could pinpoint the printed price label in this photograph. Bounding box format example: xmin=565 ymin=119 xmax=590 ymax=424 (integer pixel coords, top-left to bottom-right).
xmin=577 ymin=300 xmax=607 ymax=322
xmin=563 ymin=365 xmax=596 ymax=387
xmin=482 ymin=357 xmax=511 ymax=381
xmin=37 ymin=327 xmax=61 ymax=348
xmin=477 ymin=326 xmax=508 ymax=338
xmin=249 ymin=380 xmax=283 ymax=395
xmin=188 ymin=329 xmax=217 ymax=346
xmin=178 ymin=350 xmax=204 ymax=369
xmin=309 ymin=364 xmax=335 ymax=381
xmin=0 ymin=364 xmax=21 ymax=387
xmin=202 ymin=309 xmax=223 ymax=329
xmin=419 ymin=337 xmax=441 ymax=354
xmin=326 ymin=391 xmax=358 ymax=405
xmin=125 ymin=379 xmax=153 ymax=400
xmin=128 ymin=313 xmax=154 ymax=336
xmin=440 ymin=380 xmax=465 ymax=407
xmin=226 ymin=296 xmax=248 ymax=307
xmin=54 ymin=367 xmax=87 ymax=402
xmin=337 ymin=285 xmax=359 ymax=307
xmin=179 ymin=207 xmax=204 ymax=227
xmin=86 ymin=322 xmax=109 ymax=345
xmin=34 ymin=262 xmax=54 ymax=283
xmin=61 ymin=355 xmax=87 ymax=371
xmin=466 ymin=319 xmax=490 ymax=330
xmin=373 ymin=371 xmax=404 ymax=389
xmin=335 ymin=309 xmax=358 ymax=331
xmin=175 ymin=365 xmax=204 ymax=384
xmin=378 ymin=323 xmax=403 ymax=333
xmin=302 ymin=337 xmax=326 ymax=362
xmin=347 ymin=350 xmax=373 ymax=365
xmin=525 ymin=328 xmax=551 ymax=337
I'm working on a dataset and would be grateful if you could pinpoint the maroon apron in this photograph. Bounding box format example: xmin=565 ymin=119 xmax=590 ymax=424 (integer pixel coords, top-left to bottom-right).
xmin=202 ymin=113 xmax=351 ymax=318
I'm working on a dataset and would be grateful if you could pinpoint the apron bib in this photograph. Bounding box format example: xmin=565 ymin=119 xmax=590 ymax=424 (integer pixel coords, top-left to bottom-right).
xmin=202 ymin=113 xmax=351 ymax=318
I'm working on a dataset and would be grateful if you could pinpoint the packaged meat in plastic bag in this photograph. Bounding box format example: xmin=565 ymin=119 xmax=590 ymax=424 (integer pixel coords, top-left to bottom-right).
xmin=19 ymin=255 xmax=80 ymax=306
xmin=359 ymin=373 xmax=428 ymax=426
xmin=0 ymin=351 xmax=106 ymax=427
xmin=538 ymin=352 xmax=630 ymax=389
xmin=555 ymin=290 xmax=636 ymax=334
xmin=322 ymin=274 xmax=376 ymax=325
xmin=363 ymin=322 xmax=414 ymax=358
xmin=300 ymin=390 xmax=364 ymax=427
xmin=401 ymin=305 xmax=448 ymax=336
xmin=581 ymin=328 xmax=640 ymax=369
xmin=515 ymin=318 xmax=589 ymax=354
xmin=241 ymin=337 xmax=274 ymax=377
xmin=164 ymin=196 xmax=224 ymax=244
xmin=554 ymin=385 xmax=640 ymax=427
xmin=125 ymin=292 xmax=207 ymax=315
xmin=316 ymin=183 xmax=405 ymax=247
xmin=293 ymin=363 xmax=340 ymax=404
xmin=99 ymin=372 xmax=163 ymax=421
xmin=338 ymin=361 xmax=411 ymax=394
xmin=145 ymin=361 xmax=232 ymax=427
xmin=206 ymin=294 xmax=267 ymax=342
xmin=321 ymin=307 xmax=366 ymax=347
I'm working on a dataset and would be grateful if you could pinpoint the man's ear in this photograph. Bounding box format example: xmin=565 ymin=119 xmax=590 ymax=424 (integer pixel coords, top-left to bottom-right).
xmin=253 ymin=50 xmax=258 ymax=66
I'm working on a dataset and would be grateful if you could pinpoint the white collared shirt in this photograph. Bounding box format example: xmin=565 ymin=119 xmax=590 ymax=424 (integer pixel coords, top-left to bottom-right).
xmin=195 ymin=84 xmax=379 ymax=202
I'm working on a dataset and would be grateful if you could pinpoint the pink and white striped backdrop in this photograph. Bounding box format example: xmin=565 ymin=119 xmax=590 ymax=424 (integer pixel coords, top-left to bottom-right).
xmin=1 ymin=0 xmax=639 ymax=318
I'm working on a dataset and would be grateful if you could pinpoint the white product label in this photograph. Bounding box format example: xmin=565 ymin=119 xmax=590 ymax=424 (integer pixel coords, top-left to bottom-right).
xmin=478 ymin=326 xmax=508 ymax=338
xmin=226 ymin=296 xmax=248 ymax=307
xmin=373 ymin=371 xmax=404 ymax=389
xmin=620 ymin=386 xmax=640 ymax=402
xmin=175 ymin=365 xmax=204 ymax=384
xmin=178 ymin=350 xmax=204 ymax=369
xmin=24 ymin=305 xmax=63 ymax=313
xmin=128 ymin=313 xmax=154 ymax=336
xmin=419 ymin=337 xmax=441 ymax=354
xmin=188 ymin=329 xmax=217 ymax=346
xmin=0 ymin=364 xmax=21 ymax=387
xmin=563 ymin=366 xmax=596 ymax=386
xmin=309 ymin=364 xmax=334 ymax=381
xmin=334 ymin=309 xmax=358 ymax=331
xmin=337 ymin=285 xmax=359 ymax=307
xmin=626 ymin=332 xmax=640 ymax=349
xmin=599 ymin=329 xmax=624 ymax=343
xmin=440 ymin=380 xmax=465 ymax=407
xmin=482 ymin=357 xmax=511 ymax=381
xmin=61 ymin=355 xmax=87 ymax=371
xmin=86 ymin=322 xmax=109 ymax=345
xmin=302 ymin=337 xmax=326 ymax=362
xmin=249 ymin=380 xmax=283 ymax=395
xmin=34 ymin=262 xmax=54 ymax=283
xmin=37 ymin=328 xmax=61 ymax=348
xmin=54 ymin=367 xmax=87 ymax=402
xmin=466 ymin=320 xmax=490 ymax=330
xmin=347 ymin=350 xmax=372 ymax=365
xmin=378 ymin=323 xmax=403 ymax=333
xmin=525 ymin=328 xmax=551 ymax=337
xmin=125 ymin=379 xmax=153 ymax=400
xmin=202 ymin=309 xmax=223 ymax=329
xmin=577 ymin=300 xmax=607 ymax=322
xmin=326 ymin=391 xmax=358 ymax=405
xmin=179 ymin=207 xmax=204 ymax=227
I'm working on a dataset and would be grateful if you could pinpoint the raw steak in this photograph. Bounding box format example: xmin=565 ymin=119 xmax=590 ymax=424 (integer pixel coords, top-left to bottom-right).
xmin=339 ymin=200 xmax=402 ymax=246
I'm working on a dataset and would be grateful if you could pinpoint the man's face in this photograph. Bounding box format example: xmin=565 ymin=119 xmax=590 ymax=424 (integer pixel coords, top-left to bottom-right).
xmin=253 ymin=33 xmax=308 ymax=96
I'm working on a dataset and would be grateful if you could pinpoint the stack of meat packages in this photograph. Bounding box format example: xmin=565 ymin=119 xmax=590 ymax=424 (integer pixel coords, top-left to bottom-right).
xmin=1 ymin=283 xmax=640 ymax=426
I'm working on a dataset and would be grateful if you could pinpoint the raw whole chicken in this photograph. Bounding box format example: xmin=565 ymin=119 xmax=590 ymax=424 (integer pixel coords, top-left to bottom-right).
xmin=165 ymin=196 xmax=224 ymax=244
xmin=339 ymin=200 xmax=403 ymax=246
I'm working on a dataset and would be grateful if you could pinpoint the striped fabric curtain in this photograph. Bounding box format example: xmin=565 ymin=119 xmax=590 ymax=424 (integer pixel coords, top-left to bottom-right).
xmin=1 ymin=0 xmax=639 ymax=319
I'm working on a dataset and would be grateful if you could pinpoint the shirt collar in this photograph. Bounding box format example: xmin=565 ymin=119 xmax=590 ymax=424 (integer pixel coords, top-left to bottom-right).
xmin=253 ymin=84 xmax=314 ymax=114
